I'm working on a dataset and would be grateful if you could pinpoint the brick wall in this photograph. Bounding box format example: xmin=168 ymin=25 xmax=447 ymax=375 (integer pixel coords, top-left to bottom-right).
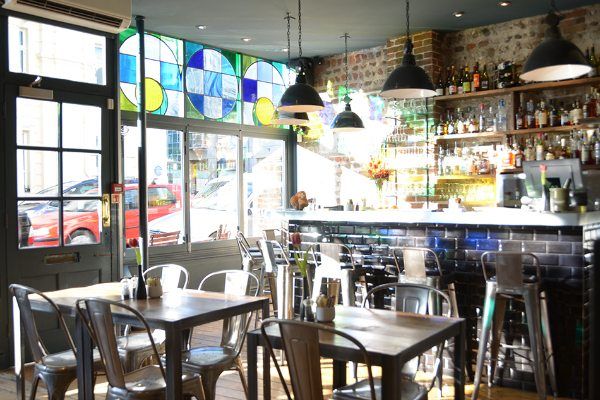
xmin=313 ymin=4 xmax=600 ymax=95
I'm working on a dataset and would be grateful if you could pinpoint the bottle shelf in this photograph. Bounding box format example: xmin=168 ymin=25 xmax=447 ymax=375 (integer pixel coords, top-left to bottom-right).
xmin=580 ymin=117 xmax=600 ymax=128
xmin=433 ymin=124 xmax=588 ymax=142
xmin=499 ymin=164 xmax=600 ymax=174
xmin=435 ymin=174 xmax=496 ymax=180
xmin=434 ymin=76 xmax=600 ymax=102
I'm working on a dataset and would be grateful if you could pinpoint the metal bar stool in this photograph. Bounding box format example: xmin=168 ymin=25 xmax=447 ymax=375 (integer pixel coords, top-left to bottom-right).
xmin=392 ymin=247 xmax=459 ymax=318
xmin=472 ymin=252 xmax=557 ymax=400
xmin=311 ymin=242 xmax=365 ymax=307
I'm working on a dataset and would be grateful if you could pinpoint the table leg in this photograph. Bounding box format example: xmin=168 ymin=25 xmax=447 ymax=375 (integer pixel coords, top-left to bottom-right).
xmin=381 ymin=356 xmax=400 ymax=400
xmin=332 ymin=360 xmax=347 ymax=389
xmin=454 ymin=320 xmax=466 ymax=400
xmin=165 ymin=327 xmax=183 ymax=400
xmin=12 ymin=298 xmax=24 ymax=400
xmin=74 ymin=312 xmax=95 ymax=400
xmin=247 ymin=333 xmax=258 ymax=400
xmin=261 ymin=300 xmax=271 ymax=400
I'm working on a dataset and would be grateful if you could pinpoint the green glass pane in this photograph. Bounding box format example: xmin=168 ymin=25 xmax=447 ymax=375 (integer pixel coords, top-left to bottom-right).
xmin=119 ymin=27 xmax=136 ymax=46
xmin=242 ymin=55 xmax=257 ymax=75
xmin=273 ymin=62 xmax=286 ymax=76
xmin=185 ymin=96 xmax=203 ymax=120
xmin=221 ymin=49 xmax=240 ymax=76
xmin=222 ymin=101 xmax=241 ymax=124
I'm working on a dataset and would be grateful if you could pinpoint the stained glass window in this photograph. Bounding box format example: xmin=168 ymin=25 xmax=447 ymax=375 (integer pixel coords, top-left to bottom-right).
xmin=119 ymin=29 xmax=184 ymax=117
xmin=184 ymin=42 xmax=241 ymax=123
xmin=241 ymin=56 xmax=289 ymax=126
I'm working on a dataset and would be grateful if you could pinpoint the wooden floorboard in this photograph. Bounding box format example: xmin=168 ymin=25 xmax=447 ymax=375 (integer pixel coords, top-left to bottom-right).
xmin=0 ymin=318 xmax=571 ymax=400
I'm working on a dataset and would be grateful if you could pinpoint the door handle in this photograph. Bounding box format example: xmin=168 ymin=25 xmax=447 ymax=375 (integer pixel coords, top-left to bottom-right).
xmin=102 ymin=194 xmax=111 ymax=228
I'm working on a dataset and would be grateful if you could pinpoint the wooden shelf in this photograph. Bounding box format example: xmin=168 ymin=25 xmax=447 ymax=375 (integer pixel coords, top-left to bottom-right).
xmin=508 ymin=125 xmax=583 ymax=135
xmin=434 ymin=131 xmax=504 ymax=141
xmin=435 ymin=174 xmax=495 ymax=180
xmin=434 ymin=76 xmax=600 ymax=102
xmin=580 ymin=117 xmax=600 ymax=128
xmin=500 ymin=164 xmax=600 ymax=174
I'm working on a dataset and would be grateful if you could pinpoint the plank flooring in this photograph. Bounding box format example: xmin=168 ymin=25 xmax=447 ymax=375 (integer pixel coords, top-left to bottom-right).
xmin=0 ymin=319 xmax=571 ymax=400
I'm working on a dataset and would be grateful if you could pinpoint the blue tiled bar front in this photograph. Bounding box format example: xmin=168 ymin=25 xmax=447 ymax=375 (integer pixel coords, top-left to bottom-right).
xmin=282 ymin=210 xmax=599 ymax=398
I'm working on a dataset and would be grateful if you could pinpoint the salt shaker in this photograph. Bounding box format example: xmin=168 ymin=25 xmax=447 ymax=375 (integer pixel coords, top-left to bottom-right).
xmin=120 ymin=278 xmax=130 ymax=300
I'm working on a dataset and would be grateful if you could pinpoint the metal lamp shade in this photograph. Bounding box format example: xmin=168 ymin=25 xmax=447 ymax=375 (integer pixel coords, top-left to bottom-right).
xmin=277 ymin=71 xmax=324 ymax=113
xmin=380 ymin=42 xmax=436 ymax=99
xmin=331 ymin=103 xmax=364 ymax=132
xmin=521 ymin=12 xmax=591 ymax=82
xmin=270 ymin=110 xmax=310 ymax=126
xmin=521 ymin=37 xmax=591 ymax=82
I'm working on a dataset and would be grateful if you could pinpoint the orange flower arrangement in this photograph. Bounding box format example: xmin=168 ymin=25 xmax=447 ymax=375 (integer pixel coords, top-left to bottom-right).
xmin=367 ymin=156 xmax=391 ymax=191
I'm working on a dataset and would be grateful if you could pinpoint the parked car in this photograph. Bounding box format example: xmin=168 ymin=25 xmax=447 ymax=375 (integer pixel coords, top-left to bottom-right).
xmin=26 ymin=183 xmax=181 ymax=247
xmin=18 ymin=178 xmax=99 ymax=218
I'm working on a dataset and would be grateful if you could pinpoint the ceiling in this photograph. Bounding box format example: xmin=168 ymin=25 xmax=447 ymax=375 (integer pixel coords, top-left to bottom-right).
xmin=132 ymin=0 xmax=597 ymax=61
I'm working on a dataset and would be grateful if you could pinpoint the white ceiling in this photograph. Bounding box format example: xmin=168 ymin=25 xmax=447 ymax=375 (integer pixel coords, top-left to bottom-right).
xmin=132 ymin=0 xmax=598 ymax=61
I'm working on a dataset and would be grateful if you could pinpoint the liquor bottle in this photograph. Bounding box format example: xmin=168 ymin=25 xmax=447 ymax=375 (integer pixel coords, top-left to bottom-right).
xmin=486 ymin=105 xmax=497 ymax=132
xmin=444 ymin=67 xmax=452 ymax=95
xmin=448 ymin=111 xmax=455 ymax=134
xmin=560 ymin=103 xmax=570 ymax=126
xmin=525 ymin=138 xmax=535 ymax=161
xmin=436 ymin=73 xmax=445 ymax=96
xmin=535 ymin=134 xmax=545 ymax=161
xmin=472 ymin=62 xmax=481 ymax=92
xmin=468 ymin=114 xmax=478 ymax=133
xmin=515 ymin=107 xmax=524 ymax=130
xmin=538 ymin=101 xmax=548 ymax=128
xmin=526 ymin=99 xmax=535 ymax=128
xmin=549 ymin=101 xmax=559 ymax=127
xmin=590 ymin=133 xmax=597 ymax=164
xmin=449 ymin=66 xmax=458 ymax=95
xmin=588 ymin=90 xmax=598 ymax=118
xmin=540 ymin=164 xmax=550 ymax=212
xmin=497 ymin=99 xmax=508 ymax=132
xmin=572 ymin=100 xmax=583 ymax=125
xmin=478 ymin=103 xmax=486 ymax=131
xmin=457 ymin=110 xmax=466 ymax=134
xmin=462 ymin=66 xmax=471 ymax=94
xmin=581 ymin=135 xmax=591 ymax=165
xmin=437 ymin=146 xmax=445 ymax=175
xmin=457 ymin=67 xmax=464 ymax=95
xmin=589 ymin=46 xmax=598 ymax=77
xmin=595 ymin=134 xmax=600 ymax=165
xmin=480 ymin=65 xmax=490 ymax=91
xmin=436 ymin=115 xmax=445 ymax=135
xmin=583 ymin=95 xmax=590 ymax=119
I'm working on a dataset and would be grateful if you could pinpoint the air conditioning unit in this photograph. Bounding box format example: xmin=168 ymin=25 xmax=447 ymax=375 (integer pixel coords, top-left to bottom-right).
xmin=3 ymin=0 xmax=131 ymax=34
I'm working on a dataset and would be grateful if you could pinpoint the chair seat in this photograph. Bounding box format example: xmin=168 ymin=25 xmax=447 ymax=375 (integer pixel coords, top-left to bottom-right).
xmin=108 ymin=365 xmax=200 ymax=395
xmin=333 ymin=377 xmax=427 ymax=400
xmin=38 ymin=349 xmax=102 ymax=374
xmin=181 ymin=346 xmax=237 ymax=369
xmin=118 ymin=330 xmax=166 ymax=352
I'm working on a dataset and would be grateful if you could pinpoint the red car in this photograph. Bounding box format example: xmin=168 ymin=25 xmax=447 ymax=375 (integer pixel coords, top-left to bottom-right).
xmin=27 ymin=184 xmax=181 ymax=247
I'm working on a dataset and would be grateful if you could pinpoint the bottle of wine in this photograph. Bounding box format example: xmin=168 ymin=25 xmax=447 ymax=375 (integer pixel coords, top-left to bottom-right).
xmin=472 ymin=62 xmax=480 ymax=92
xmin=457 ymin=66 xmax=464 ymax=94
xmin=540 ymin=164 xmax=550 ymax=212
xmin=589 ymin=46 xmax=598 ymax=77
xmin=436 ymin=73 xmax=445 ymax=96
xmin=515 ymin=107 xmax=524 ymax=130
xmin=136 ymin=264 xmax=147 ymax=300
xmin=462 ymin=66 xmax=471 ymax=94
xmin=449 ymin=66 xmax=457 ymax=95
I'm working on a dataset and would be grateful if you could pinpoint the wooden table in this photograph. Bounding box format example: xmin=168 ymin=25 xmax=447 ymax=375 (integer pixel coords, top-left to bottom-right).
xmin=247 ymin=306 xmax=466 ymax=400
xmin=14 ymin=282 xmax=270 ymax=400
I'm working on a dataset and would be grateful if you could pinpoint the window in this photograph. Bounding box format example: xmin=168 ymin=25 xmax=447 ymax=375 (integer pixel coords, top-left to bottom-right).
xmin=17 ymin=98 xmax=103 ymax=248
xmin=122 ymin=126 xmax=184 ymax=245
xmin=188 ymin=132 xmax=238 ymax=242
xmin=243 ymin=137 xmax=286 ymax=236
xmin=8 ymin=17 xmax=107 ymax=85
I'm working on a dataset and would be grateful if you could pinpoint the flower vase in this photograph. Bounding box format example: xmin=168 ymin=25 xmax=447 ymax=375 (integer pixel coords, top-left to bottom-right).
xmin=376 ymin=180 xmax=384 ymax=209
xmin=135 ymin=265 xmax=147 ymax=300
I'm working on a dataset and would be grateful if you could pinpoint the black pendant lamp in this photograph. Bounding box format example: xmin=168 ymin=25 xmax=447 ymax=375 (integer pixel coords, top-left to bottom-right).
xmin=521 ymin=2 xmax=590 ymax=82
xmin=271 ymin=13 xmax=310 ymax=126
xmin=331 ymin=33 xmax=364 ymax=132
xmin=380 ymin=0 xmax=436 ymax=99
xmin=277 ymin=0 xmax=324 ymax=113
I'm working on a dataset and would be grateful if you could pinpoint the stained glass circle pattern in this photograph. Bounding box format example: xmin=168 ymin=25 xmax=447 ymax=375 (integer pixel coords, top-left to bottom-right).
xmin=242 ymin=60 xmax=286 ymax=126
xmin=185 ymin=48 xmax=239 ymax=120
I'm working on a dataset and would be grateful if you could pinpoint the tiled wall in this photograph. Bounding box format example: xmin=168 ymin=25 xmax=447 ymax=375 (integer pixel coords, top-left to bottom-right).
xmin=288 ymin=219 xmax=586 ymax=398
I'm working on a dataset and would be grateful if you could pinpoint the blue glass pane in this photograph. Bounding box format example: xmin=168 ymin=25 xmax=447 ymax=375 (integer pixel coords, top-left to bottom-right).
xmin=189 ymin=93 xmax=204 ymax=114
xmin=242 ymin=78 xmax=257 ymax=103
xmin=188 ymin=49 xmax=204 ymax=69
xmin=204 ymin=49 xmax=221 ymax=72
xmin=257 ymin=61 xmax=273 ymax=82
xmin=120 ymin=53 xmax=137 ymax=84
xmin=222 ymin=74 xmax=237 ymax=100
xmin=222 ymin=54 xmax=235 ymax=75
xmin=186 ymin=67 xmax=204 ymax=94
xmin=204 ymin=71 xmax=222 ymax=97
xmin=185 ymin=41 xmax=203 ymax=64
xmin=204 ymin=96 xmax=223 ymax=119
xmin=160 ymin=62 xmax=182 ymax=90
xmin=222 ymin=98 xmax=236 ymax=117
xmin=272 ymin=84 xmax=285 ymax=105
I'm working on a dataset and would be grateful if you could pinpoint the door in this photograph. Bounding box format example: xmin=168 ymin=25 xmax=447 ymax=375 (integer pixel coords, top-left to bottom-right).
xmin=5 ymin=86 xmax=113 ymax=353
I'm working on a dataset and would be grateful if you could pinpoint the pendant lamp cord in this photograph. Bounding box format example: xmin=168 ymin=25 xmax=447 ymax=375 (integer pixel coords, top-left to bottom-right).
xmin=286 ymin=12 xmax=292 ymax=65
xmin=343 ymin=33 xmax=350 ymax=102
xmin=297 ymin=0 xmax=303 ymax=58
xmin=406 ymin=0 xmax=410 ymax=40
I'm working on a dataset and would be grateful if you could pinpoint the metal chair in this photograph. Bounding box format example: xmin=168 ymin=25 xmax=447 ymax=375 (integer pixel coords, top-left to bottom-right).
xmin=118 ymin=264 xmax=191 ymax=372
xmin=345 ymin=282 xmax=451 ymax=399
xmin=311 ymin=242 xmax=365 ymax=307
xmin=392 ymin=247 xmax=459 ymax=317
xmin=472 ymin=252 xmax=557 ymax=400
xmin=179 ymin=270 xmax=259 ymax=400
xmin=76 ymin=298 xmax=204 ymax=400
xmin=260 ymin=318 xmax=380 ymax=400
xmin=258 ymin=239 xmax=298 ymax=319
xmin=10 ymin=284 xmax=103 ymax=400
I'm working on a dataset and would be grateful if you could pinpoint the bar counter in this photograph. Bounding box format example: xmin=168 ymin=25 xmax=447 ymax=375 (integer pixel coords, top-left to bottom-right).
xmin=281 ymin=208 xmax=597 ymax=398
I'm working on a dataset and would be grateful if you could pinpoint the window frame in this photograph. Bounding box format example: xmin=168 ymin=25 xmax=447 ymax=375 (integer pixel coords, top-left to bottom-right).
xmin=121 ymin=110 xmax=292 ymax=252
